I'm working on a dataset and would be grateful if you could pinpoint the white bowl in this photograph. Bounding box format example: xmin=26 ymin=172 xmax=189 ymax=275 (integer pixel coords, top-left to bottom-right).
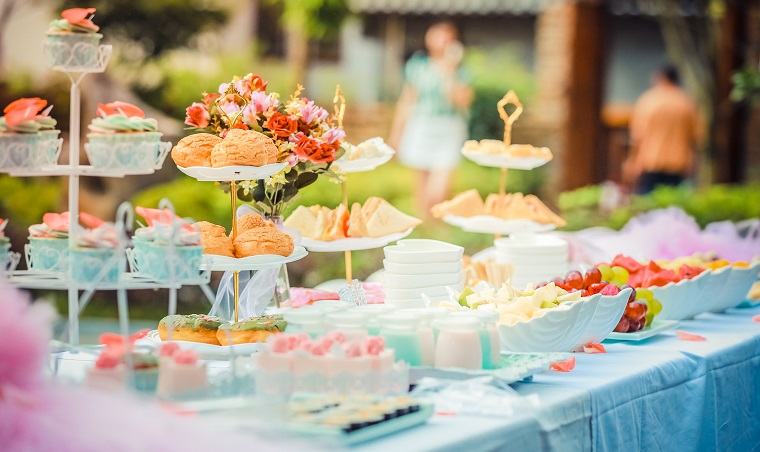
xmin=651 ymin=273 xmax=706 ymax=321
xmin=497 ymin=295 xmax=597 ymax=352
xmin=382 ymin=259 xmax=463 ymax=275
xmin=384 ymin=282 xmax=464 ymax=300
xmin=383 ymin=270 xmax=465 ymax=289
xmin=384 ymin=239 xmax=463 ymax=264
xmin=711 ymin=261 xmax=760 ymax=312
xmin=572 ymin=289 xmax=631 ymax=349
xmin=690 ymin=267 xmax=730 ymax=316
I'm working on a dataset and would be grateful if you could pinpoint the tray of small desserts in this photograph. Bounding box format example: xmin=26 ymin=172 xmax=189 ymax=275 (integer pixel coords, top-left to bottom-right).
xmin=432 ymin=190 xmax=565 ymax=235
xmin=194 ymin=213 xmax=308 ymax=271
xmin=461 ymin=140 xmax=553 ymax=170
xmin=285 ymin=197 xmax=422 ymax=252
xmin=142 ymin=313 xmax=287 ymax=359
xmin=171 ymin=130 xmax=288 ymax=181
xmin=333 ymin=137 xmax=396 ymax=174
xmin=270 ymin=395 xmax=433 ymax=447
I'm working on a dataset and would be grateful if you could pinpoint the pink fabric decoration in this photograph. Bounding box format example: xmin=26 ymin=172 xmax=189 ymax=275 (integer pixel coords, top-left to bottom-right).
xmin=676 ymin=330 xmax=707 ymax=342
xmin=173 ymin=350 xmax=199 ymax=365
xmin=753 ymin=315 xmax=760 ymax=323
xmin=583 ymin=344 xmax=606 ymax=354
xmin=363 ymin=336 xmax=385 ymax=356
xmin=550 ymin=356 xmax=576 ymax=372
xmin=158 ymin=342 xmax=179 ymax=357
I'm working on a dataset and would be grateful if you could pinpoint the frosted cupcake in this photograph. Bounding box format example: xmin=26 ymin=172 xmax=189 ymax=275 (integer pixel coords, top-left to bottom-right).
xmin=0 ymin=98 xmax=61 ymax=169
xmin=45 ymin=8 xmax=102 ymax=70
xmin=0 ymin=219 xmax=10 ymax=272
xmin=85 ymin=102 xmax=162 ymax=170
xmin=27 ymin=212 xmax=70 ymax=272
xmin=71 ymin=222 xmax=122 ymax=284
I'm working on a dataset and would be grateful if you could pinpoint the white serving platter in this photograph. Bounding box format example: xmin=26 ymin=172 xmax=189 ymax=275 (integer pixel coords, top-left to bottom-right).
xmin=444 ymin=215 xmax=556 ymax=235
xmin=199 ymin=246 xmax=308 ymax=271
xmin=333 ymin=154 xmax=394 ymax=173
xmin=176 ymin=162 xmax=287 ymax=182
xmin=142 ymin=330 xmax=263 ymax=359
xmin=301 ymin=229 xmax=413 ymax=252
xmin=461 ymin=150 xmax=552 ymax=170
xmin=604 ymin=319 xmax=679 ymax=342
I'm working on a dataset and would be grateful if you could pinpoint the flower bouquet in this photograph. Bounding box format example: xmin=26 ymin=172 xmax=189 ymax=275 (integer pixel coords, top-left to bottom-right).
xmin=184 ymin=73 xmax=346 ymax=217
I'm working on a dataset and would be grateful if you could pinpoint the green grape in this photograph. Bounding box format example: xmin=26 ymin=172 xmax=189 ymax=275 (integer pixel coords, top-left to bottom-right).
xmin=611 ymin=266 xmax=630 ymax=284
xmin=648 ymin=297 xmax=662 ymax=315
xmin=636 ymin=288 xmax=654 ymax=301
xmin=540 ymin=300 xmax=559 ymax=309
xmin=597 ymin=264 xmax=613 ymax=282
xmin=645 ymin=311 xmax=655 ymax=327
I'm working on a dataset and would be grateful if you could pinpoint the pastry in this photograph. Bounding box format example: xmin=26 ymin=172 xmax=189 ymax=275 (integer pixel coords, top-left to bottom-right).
xmin=324 ymin=203 xmax=349 ymax=241
xmin=505 ymin=144 xmax=553 ymax=160
xmin=347 ymin=203 xmax=369 ymax=238
xmin=484 ymin=193 xmax=565 ymax=226
xmin=525 ymin=194 xmax=566 ymax=226
xmin=158 ymin=314 xmax=223 ymax=345
xmin=156 ymin=347 xmax=209 ymax=398
xmin=194 ymin=220 xmax=226 ymax=238
xmin=233 ymin=226 xmax=294 ymax=257
xmin=210 ymin=129 xmax=278 ymax=167
xmin=217 ymin=314 xmax=286 ymax=345
xmin=431 ymin=189 xmax=485 ymax=218
xmin=363 ymin=198 xmax=422 ymax=238
xmin=284 ymin=206 xmax=319 ymax=239
xmin=237 ymin=213 xmax=269 ymax=232
xmin=194 ymin=221 xmax=234 ymax=257
xmin=171 ymin=133 xmax=221 ymax=167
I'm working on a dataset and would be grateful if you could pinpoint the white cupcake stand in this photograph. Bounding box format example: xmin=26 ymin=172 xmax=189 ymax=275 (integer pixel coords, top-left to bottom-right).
xmin=1 ymin=39 xmax=216 ymax=347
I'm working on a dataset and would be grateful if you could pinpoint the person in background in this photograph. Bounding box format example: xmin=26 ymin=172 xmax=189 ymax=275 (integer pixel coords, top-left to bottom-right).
xmin=624 ymin=65 xmax=701 ymax=194
xmin=389 ymin=20 xmax=473 ymax=217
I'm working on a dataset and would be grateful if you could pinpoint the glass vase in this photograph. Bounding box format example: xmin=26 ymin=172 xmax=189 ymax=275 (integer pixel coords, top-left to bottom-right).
xmin=265 ymin=214 xmax=292 ymax=309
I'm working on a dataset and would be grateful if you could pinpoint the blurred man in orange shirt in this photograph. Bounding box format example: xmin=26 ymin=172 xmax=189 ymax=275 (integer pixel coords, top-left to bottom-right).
xmin=624 ymin=65 xmax=701 ymax=194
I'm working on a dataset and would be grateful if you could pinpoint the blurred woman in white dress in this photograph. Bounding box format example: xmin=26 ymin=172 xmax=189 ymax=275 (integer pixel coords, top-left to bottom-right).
xmin=389 ymin=21 xmax=473 ymax=217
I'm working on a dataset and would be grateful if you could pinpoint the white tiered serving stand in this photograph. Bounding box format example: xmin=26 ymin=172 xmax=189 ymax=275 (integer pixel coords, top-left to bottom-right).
xmin=175 ymin=84 xmax=307 ymax=322
xmin=445 ymin=91 xmax=555 ymax=237
xmin=2 ymin=39 xmax=214 ymax=347
xmin=301 ymin=86 xmax=407 ymax=287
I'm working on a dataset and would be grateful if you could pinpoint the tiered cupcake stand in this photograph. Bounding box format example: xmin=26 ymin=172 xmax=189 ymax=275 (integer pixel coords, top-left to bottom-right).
xmin=300 ymin=86 xmax=405 ymax=285
xmin=2 ymin=37 xmax=214 ymax=347
xmin=175 ymin=83 xmax=307 ymax=322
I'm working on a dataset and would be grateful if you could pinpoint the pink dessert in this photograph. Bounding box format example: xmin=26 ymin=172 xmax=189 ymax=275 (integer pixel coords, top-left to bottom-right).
xmin=86 ymin=350 xmax=125 ymax=391
xmin=156 ymin=347 xmax=208 ymax=398
xmin=289 ymin=288 xmax=340 ymax=308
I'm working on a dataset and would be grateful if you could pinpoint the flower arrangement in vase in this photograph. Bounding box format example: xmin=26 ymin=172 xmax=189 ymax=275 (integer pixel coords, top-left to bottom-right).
xmin=184 ymin=73 xmax=346 ymax=217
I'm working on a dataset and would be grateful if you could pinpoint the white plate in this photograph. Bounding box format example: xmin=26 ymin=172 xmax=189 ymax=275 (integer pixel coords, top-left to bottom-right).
xmin=142 ymin=330 xmax=263 ymax=358
xmin=461 ymin=150 xmax=552 ymax=170
xmin=604 ymin=320 xmax=679 ymax=342
xmin=176 ymin=163 xmax=287 ymax=182
xmin=199 ymin=246 xmax=308 ymax=271
xmin=333 ymin=154 xmax=393 ymax=173
xmin=302 ymin=229 xmax=413 ymax=252
xmin=383 ymin=270 xmax=465 ymax=290
xmin=384 ymin=239 xmax=464 ymax=264
xmin=382 ymin=259 xmax=463 ymax=275
xmin=444 ymin=215 xmax=556 ymax=235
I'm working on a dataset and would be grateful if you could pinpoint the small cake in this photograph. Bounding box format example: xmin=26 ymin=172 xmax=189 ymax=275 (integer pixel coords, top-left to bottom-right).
xmin=158 ymin=314 xmax=223 ymax=345
xmin=171 ymin=133 xmax=221 ymax=167
xmin=45 ymin=8 xmax=103 ymax=69
xmin=194 ymin=221 xmax=234 ymax=257
xmin=86 ymin=102 xmax=162 ymax=170
xmin=217 ymin=314 xmax=287 ymax=345
xmin=0 ymin=97 xmax=60 ymax=169
xmin=210 ymin=129 xmax=278 ymax=167
xmin=233 ymin=225 xmax=294 ymax=258
xmin=431 ymin=189 xmax=484 ymax=218
xmin=362 ymin=197 xmax=422 ymax=238
xmin=505 ymin=144 xmax=553 ymax=160
xmin=86 ymin=350 xmax=125 ymax=391
xmin=156 ymin=347 xmax=209 ymax=399
xmin=347 ymin=203 xmax=369 ymax=238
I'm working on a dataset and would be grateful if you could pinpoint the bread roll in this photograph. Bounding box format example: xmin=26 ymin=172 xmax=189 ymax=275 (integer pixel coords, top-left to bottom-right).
xmin=237 ymin=213 xmax=269 ymax=233
xmin=171 ymin=133 xmax=221 ymax=167
xmin=194 ymin=221 xmax=226 ymax=238
xmin=233 ymin=227 xmax=294 ymax=257
xmin=210 ymin=129 xmax=278 ymax=167
xmin=202 ymin=235 xmax=234 ymax=257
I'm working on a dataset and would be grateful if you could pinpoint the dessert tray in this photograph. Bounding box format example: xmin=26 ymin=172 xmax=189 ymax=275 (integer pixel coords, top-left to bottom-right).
xmin=301 ymin=229 xmax=413 ymax=252
xmin=461 ymin=150 xmax=551 ymax=170
xmin=333 ymin=154 xmax=394 ymax=174
xmin=142 ymin=330 xmax=264 ymax=358
xmin=605 ymin=319 xmax=679 ymax=342
xmin=177 ymin=162 xmax=288 ymax=182
xmin=199 ymin=246 xmax=308 ymax=271
xmin=443 ymin=215 xmax=556 ymax=235
xmin=409 ymin=352 xmax=570 ymax=385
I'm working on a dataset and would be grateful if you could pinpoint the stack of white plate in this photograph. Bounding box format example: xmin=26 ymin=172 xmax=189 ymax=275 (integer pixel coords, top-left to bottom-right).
xmin=383 ymin=239 xmax=465 ymax=307
xmin=494 ymin=233 xmax=568 ymax=289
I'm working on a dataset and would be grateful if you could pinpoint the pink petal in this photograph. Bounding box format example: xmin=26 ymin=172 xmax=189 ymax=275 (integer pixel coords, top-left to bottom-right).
xmin=583 ymin=344 xmax=606 ymax=354
xmin=752 ymin=315 xmax=760 ymax=323
xmin=676 ymin=330 xmax=707 ymax=341
xmin=80 ymin=212 xmax=105 ymax=229
xmin=550 ymin=356 xmax=576 ymax=372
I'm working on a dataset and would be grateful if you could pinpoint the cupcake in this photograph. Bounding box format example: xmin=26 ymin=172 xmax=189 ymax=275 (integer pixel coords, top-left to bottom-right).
xmin=86 ymin=350 xmax=159 ymax=393
xmin=70 ymin=221 xmax=122 ymax=284
xmin=44 ymin=8 xmax=103 ymax=70
xmin=0 ymin=98 xmax=61 ymax=170
xmin=85 ymin=101 xmax=162 ymax=170
xmin=0 ymin=219 xmax=11 ymax=272
xmin=27 ymin=212 xmax=70 ymax=272
xmin=131 ymin=206 xmax=203 ymax=282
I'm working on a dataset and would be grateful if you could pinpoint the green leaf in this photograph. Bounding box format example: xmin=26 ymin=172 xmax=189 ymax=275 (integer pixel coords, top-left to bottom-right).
xmin=295 ymin=172 xmax=319 ymax=189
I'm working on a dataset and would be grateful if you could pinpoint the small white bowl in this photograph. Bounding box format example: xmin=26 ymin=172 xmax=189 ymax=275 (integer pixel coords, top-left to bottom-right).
xmin=383 ymin=270 xmax=464 ymax=289
xmin=651 ymin=273 xmax=707 ymax=321
xmin=383 ymin=259 xmax=463 ymax=275
xmin=383 ymin=239 xmax=463 ymax=264
xmin=690 ymin=267 xmax=730 ymax=316
xmin=494 ymin=234 xmax=568 ymax=255
xmin=711 ymin=261 xmax=760 ymax=312
xmin=572 ymin=289 xmax=631 ymax=349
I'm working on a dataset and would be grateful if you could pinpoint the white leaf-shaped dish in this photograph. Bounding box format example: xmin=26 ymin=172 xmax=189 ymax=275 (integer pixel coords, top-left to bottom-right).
xmin=176 ymin=162 xmax=287 ymax=182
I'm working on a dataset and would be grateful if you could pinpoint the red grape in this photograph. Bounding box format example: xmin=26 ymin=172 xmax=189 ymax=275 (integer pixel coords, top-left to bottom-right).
xmin=627 ymin=288 xmax=637 ymax=303
xmin=588 ymin=283 xmax=607 ymax=295
xmin=624 ymin=301 xmax=647 ymax=320
xmin=614 ymin=317 xmax=630 ymax=333
xmin=584 ymin=267 xmax=602 ymax=286
xmin=551 ymin=277 xmax=564 ymax=285
xmin=565 ymin=271 xmax=584 ymax=290
xmin=628 ymin=316 xmax=646 ymax=332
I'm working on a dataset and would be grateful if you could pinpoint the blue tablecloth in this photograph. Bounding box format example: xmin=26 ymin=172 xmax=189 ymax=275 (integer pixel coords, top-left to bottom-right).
xmin=357 ymin=305 xmax=760 ymax=451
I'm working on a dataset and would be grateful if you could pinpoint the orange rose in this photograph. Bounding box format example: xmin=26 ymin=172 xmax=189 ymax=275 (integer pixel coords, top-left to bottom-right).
xmin=4 ymin=97 xmax=47 ymax=127
xmin=61 ymin=8 xmax=99 ymax=32
xmin=203 ymin=92 xmax=220 ymax=108
xmin=97 ymin=101 xmax=145 ymax=118
xmin=294 ymin=135 xmax=335 ymax=163
xmin=185 ymin=102 xmax=209 ymax=128
xmin=266 ymin=112 xmax=297 ymax=138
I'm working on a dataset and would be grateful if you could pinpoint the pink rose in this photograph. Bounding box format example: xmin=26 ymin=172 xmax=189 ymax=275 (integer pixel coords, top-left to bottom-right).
xmin=300 ymin=100 xmax=328 ymax=125
xmin=322 ymin=128 xmax=346 ymax=145
xmin=185 ymin=102 xmax=209 ymax=128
